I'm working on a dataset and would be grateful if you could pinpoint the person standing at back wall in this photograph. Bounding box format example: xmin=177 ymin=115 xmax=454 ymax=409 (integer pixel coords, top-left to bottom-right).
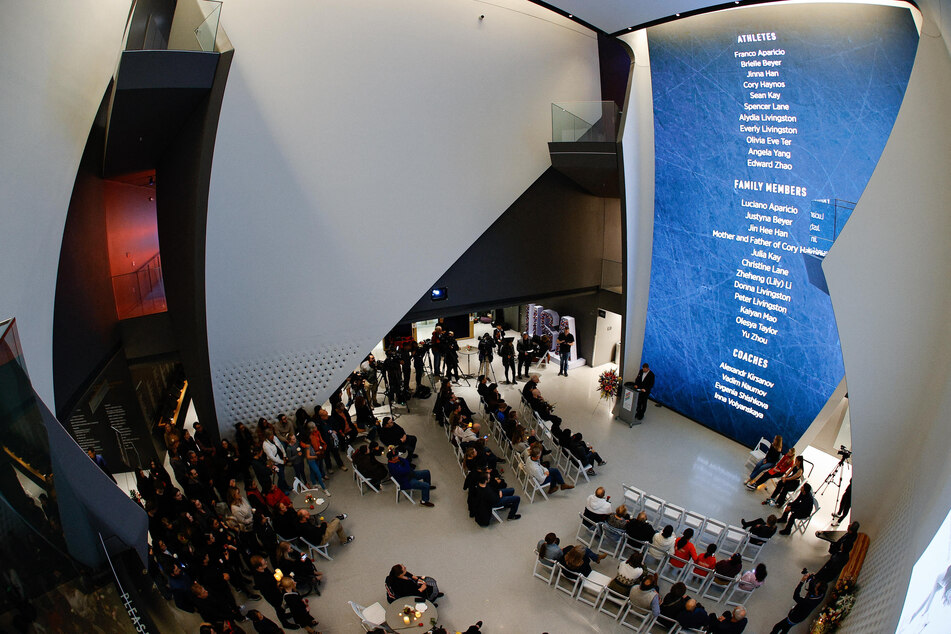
xmin=557 ymin=325 xmax=574 ymax=376
xmin=633 ymin=363 xmax=655 ymax=420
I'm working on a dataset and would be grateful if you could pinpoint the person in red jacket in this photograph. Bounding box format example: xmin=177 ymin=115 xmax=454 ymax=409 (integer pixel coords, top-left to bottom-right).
xmin=670 ymin=528 xmax=699 ymax=568
xmin=264 ymin=483 xmax=292 ymax=509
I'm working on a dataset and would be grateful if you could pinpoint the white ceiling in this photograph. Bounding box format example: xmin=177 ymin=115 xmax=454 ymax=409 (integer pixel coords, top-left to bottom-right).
xmin=533 ymin=0 xmax=739 ymax=33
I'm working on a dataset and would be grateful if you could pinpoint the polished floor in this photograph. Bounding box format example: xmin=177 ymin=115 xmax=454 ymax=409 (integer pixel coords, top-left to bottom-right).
xmin=157 ymin=322 xmax=850 ymax=633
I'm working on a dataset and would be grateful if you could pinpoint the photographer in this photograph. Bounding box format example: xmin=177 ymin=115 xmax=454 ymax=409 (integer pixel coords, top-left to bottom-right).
xmin=431 ymin=326 xmax=445 ymax=376
xmin=769 ymin=573 xmax=827 ymax=633
xmin=516 ymin=332 xmax=533 ymax=379
xmin=360 ymin=354 xmax=381 ymax=407
xmin=412 ymin=340 xmax=428 ymax=391
xmin=500 ymin=337 xmax=517 ymax=384
xmin=444 ymin=331 xmax=460 ymax=382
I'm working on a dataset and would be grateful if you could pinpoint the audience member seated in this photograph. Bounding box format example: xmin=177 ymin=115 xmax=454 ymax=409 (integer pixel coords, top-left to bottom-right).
xmin=525 ymin=446 xmax=574 ymax=494
xmin=379 ymin=417 xmax=418 ymax=456
xmin=352 ymin=442 xmax=390 ymax=487
xmin=745 ymin=435 xmax=783 ymax=485
xmin=557 ymin=544 xmax=606 ymax=579
xmin=281 ymin=577 xmax=317 ymax=633
xmin=294 ymin=508 xmax=354 ymax=546
xmin=670 ymin=529 xmax=699 ymax=568
xmin=583 ymin=487 xmax=614 ymax=523
xmin=676 ymin=598 xmax=709 ymax=630
xmin=385 ymin=564 xmax=443 ymax=605
xmin=715 ymin=553 xmax=744 ymax=581
xmin=567 ymin=433 xmax=606 ymax=475
xmin=470 ymin=473 xmax=521 ymax=525
xmin=537 ymin=532 xmax=562 ymax=560
xmin=767 ymin=455 xmax=805 ymax=507
xmin=747 ymin=448 xmax=795 ymax=490
xmin=275 ymin=540 xmax=323 ymax=592
xmin=741 ymin=515 xmax=778 ymax=544
xmin=708 ymin=606 xmax=749 ymax=633
xmin=607 ymin=504 xmax=631 ymax=530
xmin=608 ymin=552 xmax=645 ymax=595
xmin=271 ymin=502 xmax=298 ymax=538
xmin=387 ymin=449 xmax=436 ymax=507
xmin=737 ymin=563 xmax=768 ymax=591
xmin=629 ymin=573 xmax=661 ymax=617
xmin=626 ymin=511 xmax=656 ymax=544
xmin=695 ymin=543 xmax=718 ymax=576
xmin=648 ymin=525 xmax=676 ymax=561
xmin=264 ymin=483 xmax=292 ymax=510
xmin=777 ymin=483 xmax=815 ymax=534
xmin=659 ymin=581 xmax=689 ymax=619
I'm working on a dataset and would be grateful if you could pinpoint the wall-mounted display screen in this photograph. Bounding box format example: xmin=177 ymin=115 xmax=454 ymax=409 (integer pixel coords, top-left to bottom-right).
xmin=642 ymin=3 xmax=918 ymax=446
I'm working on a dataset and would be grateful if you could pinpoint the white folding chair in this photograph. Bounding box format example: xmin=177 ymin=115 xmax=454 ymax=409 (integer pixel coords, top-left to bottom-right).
xmin=553 ymin=564 xmax=583 ymax=597
xmin=701 ymin=573 xmax=736 ymax=603
xmin=684 ymin=566 xmax=714 ymax=595
xmin=293 ymin=477 xmax=322 ymax=495
xmin=597 ymin=587 xmax=630 ymax=620
xmin=651 ymin=614 xmax=682 ymax=633
xmin=490 ymin=506 xmax=505 ymax=524
xmin=699 ymin=518 xmax=727 ymax=549
xmin=792 ymin=498 xmax=821 ymax=535
xmin=299 ymin=535 xmax=332 ymax=561
xmin=745 ymin=436 xmax=770 ymax=469
xmin=532 ymin=555 xmax=557 ymax=585
xmin=661 ymin=503 xmax=686 ymax=534
xmin=642 ymin=494 xmax=666 ymax=525
xmin=720 ymin=525 xmax=749 ymax=555
xmin=596 ymin=523 xmax=628 ymax=559
xmin=620 ymin=535 xmax=649 ymax=561
xmin=741 ymin=534 xmax=767 ymax=563
xmin=563 ymin=451 xmax=590 ymax=485
xmin=619 ymin=603 xmax=655 ymax=631
xmin=622 ymin=483 xmax=647 ymax=514
xmin=577 ymin=512 xmax=601 ymax=548
xmin=353 ymin=467 xmax=381 ymax=495
xmin=578 ymin=570 xmax=611 ymax=607
xmin=681 ymin=511 xmax=706 ymax=536
xmin=726 ymin=580 xmax=757 ymax=607
xmin=391 ymin=476 xmax=419 ymax=504
xmin=658 ymin=553 xmax=691 ymax=586
xmin=349 ymin=600 xmax=386 ymax=631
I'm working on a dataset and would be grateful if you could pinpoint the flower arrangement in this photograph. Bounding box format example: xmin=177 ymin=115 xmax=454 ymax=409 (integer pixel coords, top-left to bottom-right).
xmin=810 ymin=577 xmax=858 ymax=633
xmin=597 ymin=369 xmax=622 ymax=400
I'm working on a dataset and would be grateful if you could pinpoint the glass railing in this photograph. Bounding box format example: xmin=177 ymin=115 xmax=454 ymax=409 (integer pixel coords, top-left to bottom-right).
xmin=112 ymin=253 xmax=167 ymax=320
xmin=600 ymin=258 xmax=623 ymax=293
xmin=194 ymin=0 xmax=222 ymax=52
xmin=552 ymin=101 xmax=619 ymax=143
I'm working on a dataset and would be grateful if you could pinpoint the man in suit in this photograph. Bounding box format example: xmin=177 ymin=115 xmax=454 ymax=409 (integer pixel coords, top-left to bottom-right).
xmin=633 ymin=363 xmax=655 ymax=420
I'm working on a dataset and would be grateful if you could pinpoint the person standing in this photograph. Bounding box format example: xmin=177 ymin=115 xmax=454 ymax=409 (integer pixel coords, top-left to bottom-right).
xmin=516 ymin=332 xmax=533 ymax=379
xmin=633 ymin=363 xmax=655 ymax=420
xmin=769 ymin=574 xmax=827 ymax=633
xmin=444 ymin=331 xmax=460 ymax=382
xmin=86 ymin=448 xmax=118 ymax=483
xmin=431 ymin=326 xmax=444 ymax=376
xmin=557 ymin=325 xmax=574 ymax=376
xmin=361 ymin=354 xmax=381 ymax=407
xmin=500 ymin=337 xmax=517 ymax=384
xmin=477 ymin=333 xmax=494 ymax=378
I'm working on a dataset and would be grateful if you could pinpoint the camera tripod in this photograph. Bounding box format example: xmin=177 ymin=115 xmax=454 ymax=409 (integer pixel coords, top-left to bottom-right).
xmin=817 ymin=452 xmax=850 ymax=512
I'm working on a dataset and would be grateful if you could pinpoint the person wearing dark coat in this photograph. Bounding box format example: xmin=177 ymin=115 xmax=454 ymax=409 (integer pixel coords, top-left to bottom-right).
xmin=469 ymin=473 xmax=520 ymax=525
xmin=777 ymin=484 xmax=815 ymax=534
xmin=769 ymin=575 xmax=827 ymax=634
xmin=281 ymin=577 xmax=317 ymax=631
xmin=251 ymin=556 xmax=295 ymax=629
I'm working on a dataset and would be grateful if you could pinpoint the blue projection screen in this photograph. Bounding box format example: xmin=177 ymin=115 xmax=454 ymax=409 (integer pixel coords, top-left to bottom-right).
xmin=642 ymin=4 xmax=918 ymax=447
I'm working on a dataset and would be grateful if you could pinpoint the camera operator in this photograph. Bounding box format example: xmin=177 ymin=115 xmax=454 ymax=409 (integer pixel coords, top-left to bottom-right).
xmin=431 ymin=326 xmax=445 ymax=376
xmin=382 ymin=349 xmax=405 ymax=405
xmin=493 ymin=323 xmax=505 ymax=351
xmin=412 ymin=340 xmax=428 ymax=391
xmin=360 ymin=354 xmax=381 ymax=407
xmin=769 ymin=572 xmax=827 ymax=633
xmin=444 ymin=331 xmax=460 ymax=382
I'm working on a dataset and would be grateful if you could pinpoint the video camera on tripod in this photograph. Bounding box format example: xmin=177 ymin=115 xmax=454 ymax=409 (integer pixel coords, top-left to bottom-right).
xmin=836 ymin=445 xmax=851 ymax=460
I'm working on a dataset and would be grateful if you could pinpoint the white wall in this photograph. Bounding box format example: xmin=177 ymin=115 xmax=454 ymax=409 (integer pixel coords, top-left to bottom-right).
xmin=0 ymin=1 xmax=131 ymax=406
xmin=617 ymin=30 xmax=654 ymax=382
xmin=205 ymin=0 xmax=601 ymax=427
xmin=825 ymin=9 xmax=951 ymax=632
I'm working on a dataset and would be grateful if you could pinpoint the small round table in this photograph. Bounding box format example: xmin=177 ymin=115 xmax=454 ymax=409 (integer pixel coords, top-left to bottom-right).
xmin=292 ymin=490 xmax=329 ymax=516
xmin=384 ymin=598 xmax=438 ymax=630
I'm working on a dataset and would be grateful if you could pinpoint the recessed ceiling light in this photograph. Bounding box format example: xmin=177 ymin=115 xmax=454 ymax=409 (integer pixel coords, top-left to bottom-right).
xmin=568 ymin=14 xmax=573 ymax=18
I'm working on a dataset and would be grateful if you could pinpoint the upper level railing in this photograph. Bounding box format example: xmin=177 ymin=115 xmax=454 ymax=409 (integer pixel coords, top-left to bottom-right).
xmin=112 ymin=253 xmax=167 ymax=320
xmin=551 ymin=101 xmax=619 ymax=143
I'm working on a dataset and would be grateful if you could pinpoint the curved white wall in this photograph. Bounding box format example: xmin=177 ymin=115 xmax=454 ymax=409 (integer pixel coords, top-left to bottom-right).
xmin=205 ymin=0 xmax=600 ymax=427
xmin=825 ymin=9 xmax=951 ymax=632
xmin=0 ymin=1 xmax=131 ymax=405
